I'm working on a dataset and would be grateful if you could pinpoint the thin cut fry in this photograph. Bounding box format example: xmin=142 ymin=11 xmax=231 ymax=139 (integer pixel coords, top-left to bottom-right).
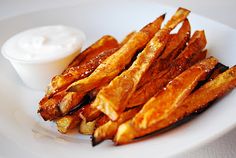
xmin=39 ymin=39 xmax=119 ymax=120
xmin=114 ymin=65 xmax=236 ymax=144
xmin=79 ymin=114 xmax=96 ymax=135
xmin=128 ymin=30 xmax=207 ymax=107
xmin=56 ymin=114 xmax=81 ymax=134
xmin=137 ymin=19 xmax=191 ymax=89
xmin=92 ymin=106 xmax=141 ymax=146
xmin=92 ymin=8 xmax=190 ymax=121
xmin=120 ymin=31 xmax=136 ymax=46
xmin=114 ymin=57 xmax=218 ymax=144
xmin=47 ymin=35 xmax=119 ymax=96
xmin=56 ymin=103 xmax=101 ymax=133
xmin=68 ymin=14 xmax=165 ymax=93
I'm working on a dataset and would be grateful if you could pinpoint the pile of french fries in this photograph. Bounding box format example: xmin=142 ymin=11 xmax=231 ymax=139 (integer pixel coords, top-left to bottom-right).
xmin=38 ymin=7 xmax=236 ymax=146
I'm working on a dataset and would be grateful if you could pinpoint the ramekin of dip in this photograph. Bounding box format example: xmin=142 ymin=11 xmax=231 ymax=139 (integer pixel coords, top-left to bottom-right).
xmin=1 ymin=25 xmax=85 ymax=90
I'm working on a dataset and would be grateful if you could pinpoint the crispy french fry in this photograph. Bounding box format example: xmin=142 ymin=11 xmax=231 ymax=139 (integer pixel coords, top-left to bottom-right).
xmin=68 ymin=14 xmax=165 ymax=93
xmin=95 ymin=115 xmax=110 ymax=128
xmin=120 ymin=31 xmax=136 ymax=46
xmin=115 ymin=65 xmax=236 ymax=144
xmin=46 ymin=35 xmax=119 ymax=97
xmin=58 ymin=92 xmax=85 ymax=114
xmin=114 ymin=57 xmax=218 ymax=144
xmin=79 ymin=114 xmax=96 ymax=135
xmin=138 ymin=19 xmax=191 ymax=88
xmin=38 ymin=91 xmax=66 ymax=121
xmin=55 ymin=103 xmax=101 ymax=133
xmin=56 ymin=114 xmax=81 ymax=134
xmin=92 ymin=106 xmax=141 ymax=146
xmin=68 ymin=35 xmax=119 ymax=69
xmin=128 ymin=30 xmax=207 ymax=107
xmin=39 ymin=39 xmax=119 ymax=120
xmin=91 ymin=8 xmax=190 ymax=121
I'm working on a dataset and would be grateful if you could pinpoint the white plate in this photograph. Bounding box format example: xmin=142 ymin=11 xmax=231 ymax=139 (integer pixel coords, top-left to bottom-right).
xmin=0 ymin=0 xmax=236 ymax=158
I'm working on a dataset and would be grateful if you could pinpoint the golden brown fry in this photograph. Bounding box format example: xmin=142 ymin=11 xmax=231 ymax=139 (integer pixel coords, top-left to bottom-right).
xmin=67 ymin=14 xmax=165 ymax=93
xmin=39 ymin=37 xmax=119 ymax=120
xmin=128 ymin=30 xmax=207 ymax=107
xmin=161 ymin=19 xmax=190 ymax=60
xmin=68 ymin=35 xmax=119 ymax=69
xmin=91 ymin=8 xmax=190 ymax=121
xmin=120 ymin=31 xmax=136 ymax=46
xmin=137 ymin=19 xmax=191 ymax=88
xmin=48 ymin=49 xmax=119 ymax=97
xmin=128 ymin=50 xmax=207 ymax=108
xmin=55 ymin=103 xmax=101 ymax=133
xmin=95 ymin=115 xmax=110 ymax=128
xmin=181 ymin=65 xmax=236 ymax=115
xmin=79 ymin=115 xmax=96 ymax=135
xmin=92 ymin=106 xmax=141 ymax=146
xmin=58 ymin=92 xmax=85 ymax=114
xmin=46 ymin=35 xmax=119 ymax=96
xmin=114 ymin=57 xmax=218 ymax=144
xmin=115 ymin=65 xmax=236 ymax=144
xmin=38 ymin=91 xmax=65 ymax=121
xmin=56 ymin=114 xmax=81 ymax=134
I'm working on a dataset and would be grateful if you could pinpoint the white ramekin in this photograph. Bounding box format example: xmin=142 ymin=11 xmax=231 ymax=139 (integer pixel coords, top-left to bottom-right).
xmin=1 ymin=26 xmax=85 ymax=91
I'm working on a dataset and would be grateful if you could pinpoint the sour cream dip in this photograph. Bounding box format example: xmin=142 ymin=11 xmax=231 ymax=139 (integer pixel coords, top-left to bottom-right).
xmin=1 ymin=25 xmax=86 ymax=90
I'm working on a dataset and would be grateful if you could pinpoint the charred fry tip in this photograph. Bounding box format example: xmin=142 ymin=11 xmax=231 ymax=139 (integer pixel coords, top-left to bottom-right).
xmin=67 ymin=85 xmax=79 ymax=92
xmin=161 ymin=13 xmax=166 ymax=19
xmin=91 ymin=135 xmax=103 ymax=147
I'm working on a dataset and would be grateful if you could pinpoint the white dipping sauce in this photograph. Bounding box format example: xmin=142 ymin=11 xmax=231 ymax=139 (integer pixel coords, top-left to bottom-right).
xmin=1 ymin=25 xmax=85 ymax=90
xmin=2 ymin=25 xmax=85 ymax=62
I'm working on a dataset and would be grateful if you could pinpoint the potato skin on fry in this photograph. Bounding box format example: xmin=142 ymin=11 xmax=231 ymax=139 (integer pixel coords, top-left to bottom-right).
xmin=114 ymin=57 xmax=218 ymax=144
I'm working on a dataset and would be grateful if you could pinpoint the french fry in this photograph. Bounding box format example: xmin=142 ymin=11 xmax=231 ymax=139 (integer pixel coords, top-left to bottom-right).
xmin=56 ymin=103 xmax=101 ymax=133
xmin=68 ymin=35 xmax=119 ymax=68
xmin=56 ymin=114 xmax=81 ymax=134
xmin=39 ymin=40 xmax=119 ymax=120
xmin=114 ymin=57 xmax=218 ymax=144
xmin=95 ymin=115 xmax=110 ymax=128
xmin=58 ymin=92 xmax=85 ymax=114
xmin=138 ymin=19 xmax=191 ymax=89
xmin=91 ymin=8 xmax=190 ymax=121
xmin=128 ymin=30 xmax=207 ymax=107
xmin=46 ymin=35 xmax=119 ymax=97
xmin=114 ymin=65 xmax=236 ymax=144
xmin=38 ymin=91 xmax=65 ymax=121
xmin=68 ymin=14 xmax=165 ymax=93
xmin=92 ymin=106 xmax=141 ymax=146
xmin=120 ymin=31 xmax=136 ymax=46
xmin=79 ymin=115 xmax=96 ymax=135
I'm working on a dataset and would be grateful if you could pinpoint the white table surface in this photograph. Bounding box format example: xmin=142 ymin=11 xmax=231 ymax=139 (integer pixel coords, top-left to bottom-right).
xmin=0 ymin=0 xmax=236 ymax=158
